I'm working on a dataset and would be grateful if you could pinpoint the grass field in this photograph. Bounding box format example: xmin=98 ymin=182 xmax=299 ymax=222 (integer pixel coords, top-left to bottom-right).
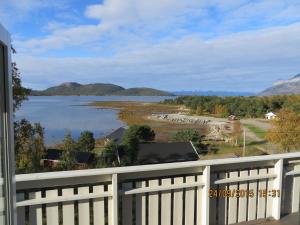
xmin=90 ymin=101 xmax=208 ymax=142
xmin=243 ymin=123 xmax=267 ymax=139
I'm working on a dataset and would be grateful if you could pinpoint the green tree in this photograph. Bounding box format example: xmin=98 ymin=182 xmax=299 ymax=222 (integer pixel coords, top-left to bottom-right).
xmin=266 ymin=109 xmax=300 ymax=152
xmin=14 ymin=119 xmax=45 ymax=173
xmin=59 ymin=131 xmax=76 ymax=170
xmin=172 ymin=129 xmax=200 ymax=142
xmin=76 ymin=131 xmax=95 ymax=152
xmin=125 ymin=125 xmax=155 ymax=142
xmin=98 ymin=140 xmax=118 ymax=167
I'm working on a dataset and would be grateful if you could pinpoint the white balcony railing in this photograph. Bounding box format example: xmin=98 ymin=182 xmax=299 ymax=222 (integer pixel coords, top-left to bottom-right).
xmin=15 ymin=152 xmax=300 ymax=225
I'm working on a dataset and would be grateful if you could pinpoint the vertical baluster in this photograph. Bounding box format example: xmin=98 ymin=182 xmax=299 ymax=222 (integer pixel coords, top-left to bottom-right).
xmin=93 ymin=185 xmax=105 ymax=225
xmin=136 ymin=181 xmax=146 ymax=225
xmin=46 ymin=189 xmax=59 ymax=225
xmin=185 ymin=176 xmax=195 ymax=225
xmin=78 ymin=186 xmax=90 ymax=225
xmin=266 ymin=168 xmax=274 ymax=218
xmin=228 ymin=171 xmax=238 ymax=224
xmin=161 ymin=178 xmax=171 ymax=225
xmin=217 ymin=172 xmax=227 ymax=225
xmin=292 ymin=164 xmax=300 ymax=213
xmin=173 ymin=177 xmax=184 ymax=225
xmin=29 ymin=191 xmax=43 ymax=225
xmin=122 ymin=182 xmax=133 ymax=225
xmin=257 ymin=168 xmax=267 ymax=219
xmin=248 ymin=169 xmax=258 ymax=221
xmin=238 ymin=170 xmax=248 ymax=223
xmin=148 ymin=179 xmax=159 ymax=225
xmin=62 ymin=188 xmax=75 ymax=225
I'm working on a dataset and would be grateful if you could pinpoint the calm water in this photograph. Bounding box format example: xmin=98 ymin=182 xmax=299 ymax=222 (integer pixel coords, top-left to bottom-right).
xmin=15 ymin=96 xmax=174 ymax=146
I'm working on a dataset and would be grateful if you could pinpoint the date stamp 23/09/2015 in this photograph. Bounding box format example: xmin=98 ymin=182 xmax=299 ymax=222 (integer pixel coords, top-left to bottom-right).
xmin=209 ymin=189 xmax=280 ymax=198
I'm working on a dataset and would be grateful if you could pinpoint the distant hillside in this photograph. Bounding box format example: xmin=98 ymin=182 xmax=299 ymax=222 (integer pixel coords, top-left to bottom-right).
xmin=31 ymin=82 xmax=173 ymax=96
xmin=173 ymin=90 xmax=255 ymax=96
xmin=259 ymin=74 xmax=300 ymax=96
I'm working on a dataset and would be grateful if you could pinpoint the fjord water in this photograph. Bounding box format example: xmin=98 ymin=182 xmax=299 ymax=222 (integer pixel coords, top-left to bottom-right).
xmin=15 ymin=96 xmax=174 ymax=146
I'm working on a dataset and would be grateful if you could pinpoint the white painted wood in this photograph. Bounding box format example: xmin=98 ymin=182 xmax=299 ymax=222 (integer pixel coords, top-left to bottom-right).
xmin=228 ymin=171 xmax=238 ymax=224
xmin=93 ymin=185 xmax=105 ymax=225
xmin=123 ymin=181 xmax=204 ymax=195
xmin=272 ymin=159 xmax=283 ymax=220
xmin=173 ymin=177 xmax=183 ymax=225
xmin=248 ymin=169 xmax=258 ymax=221
xmin=161 ymin=178 xmax=171 ymax=225
xmin=108 ymin=184 xmax=113 ymax=225
xmin=46 ymin=189 xmax=59 ymax=225
xmin=17 ymin=193 xmax=25 ymax=225
xmin=185 ymin=176 xmax=195 ymax=225
xmin=217 ymin=172 xmax=227 ymax=225
xmin=201 ymin=166 xmax=210 ymax=225
xmin=29 ymin=191 xmax=42 ymax=225
xmin=135 ymin=181 xmax=146 ymax=225
xmin=62 ymin=188 xmax=74 ymax=225
xmin=78 ymin=186 xmax=90 ymax=225
xmin=257 ymin=168 xmax=267 ymax=219
xmin=292 ymin=164 xmax=300 ymax=213
xmin=266 ymin=168 xmax=274 ymax=218
xmin=148 ymin=179 xmax=159 ymax=225
xmin=238 ymin=170 xmax=248 ymax=223
xmin=122 ymin=182 xmax=133 ymax=225
xmin=214 ymin=174 xmax=276 ymax=184
xmin=111 ymin=174 xmax=118 ymax=225
xmin=208 ymin=173 xmax=217 ymax=225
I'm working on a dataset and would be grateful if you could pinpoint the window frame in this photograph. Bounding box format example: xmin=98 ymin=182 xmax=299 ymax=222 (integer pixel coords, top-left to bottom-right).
xmin=0 ymin=24 xmax=16 ymax=225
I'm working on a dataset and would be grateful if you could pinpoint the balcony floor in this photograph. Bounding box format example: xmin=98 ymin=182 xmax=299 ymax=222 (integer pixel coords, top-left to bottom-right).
xmin=236 ymin=213 xmax=300 ymax=225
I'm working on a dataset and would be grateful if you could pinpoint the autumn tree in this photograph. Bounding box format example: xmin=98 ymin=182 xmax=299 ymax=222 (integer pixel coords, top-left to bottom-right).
xmin=59 ymin=131 xmax=76 ymax=170
xmin=213 ymin=104 xmax=228 ymax=117
xmin=231 ymin=121 xmax=243 ymax=146
xmin=266 ymin=109 xmax=300 ymax=152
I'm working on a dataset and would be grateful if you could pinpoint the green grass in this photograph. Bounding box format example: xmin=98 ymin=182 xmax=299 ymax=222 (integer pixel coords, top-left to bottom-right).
xmin=244 ymin=124 xmax=267 ymax=139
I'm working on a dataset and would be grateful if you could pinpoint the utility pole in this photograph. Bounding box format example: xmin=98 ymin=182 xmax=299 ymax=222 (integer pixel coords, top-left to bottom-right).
xmin=243 ymin=129 xmax=246 ymax=157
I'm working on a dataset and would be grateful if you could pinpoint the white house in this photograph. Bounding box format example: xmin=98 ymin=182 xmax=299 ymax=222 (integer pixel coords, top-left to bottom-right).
xmin=265 ymin=112 xmax=277 ymax=120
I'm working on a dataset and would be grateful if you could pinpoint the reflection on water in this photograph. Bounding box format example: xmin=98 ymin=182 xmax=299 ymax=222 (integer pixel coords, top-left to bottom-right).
xmin=15 ymin=96 xmax=174 ymax=145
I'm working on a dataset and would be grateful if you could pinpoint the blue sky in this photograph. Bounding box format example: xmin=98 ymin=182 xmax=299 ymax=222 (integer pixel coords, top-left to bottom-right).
xmin=1 ymin=0 xmax=300 ymax=92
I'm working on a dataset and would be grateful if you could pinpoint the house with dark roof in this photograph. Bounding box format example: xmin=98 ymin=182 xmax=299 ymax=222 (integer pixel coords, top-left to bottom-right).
xmin=42 ymin=149 xmax=95 ymax=168
xmin=104 ymin=127 xmax=126 ymax=145
xmin=118 ymin=142 xmax=199 ymax=165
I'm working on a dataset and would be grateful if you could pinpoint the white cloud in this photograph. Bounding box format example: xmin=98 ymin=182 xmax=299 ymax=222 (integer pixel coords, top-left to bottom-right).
xmin=14 ymin=23 xmax=300 ymax=92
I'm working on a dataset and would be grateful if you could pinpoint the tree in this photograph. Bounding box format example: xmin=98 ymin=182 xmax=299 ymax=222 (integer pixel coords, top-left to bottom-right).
xmin=14 ymin=119 xmax=45 ymax=173
xmin=266 ymin=109 xmax=300 ymax=152
xmin=213 ymin=104 xmax=228 ymax=117
xmin=172 ymin=129 xmax=200 ymax=142
xmin=231 ymin=121 xmax=243 ymax=146
xmin=76 ymin=131 xmax=95 ymax=152
xmin=12 ymin=56 xmax=31 ymax=112
xmin=98 ymin=140 xmax=118 ymax=167
xmin=59 ymin=131 xmax=76 ymax=170
xmin=124 ymin=125 xmax=155 ymax=142
xmin=196 ymin=106 xmax=205 ymax=115
xmin=121 ymin=130 xmax=139 ymax=164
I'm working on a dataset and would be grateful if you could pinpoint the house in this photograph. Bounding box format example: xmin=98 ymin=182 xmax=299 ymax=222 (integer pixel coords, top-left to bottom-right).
xmin=42 ymin=149 xmax=95 ymax=168
xmin=228 ymin=115 xmax=237 ymax=121
xmin=265 ymin=112 xmax=277 ymax=120
xmin=119 ymin=142 xmax=199 ymax=165
xmin=104 ymin=127 xmax=126 ymax=145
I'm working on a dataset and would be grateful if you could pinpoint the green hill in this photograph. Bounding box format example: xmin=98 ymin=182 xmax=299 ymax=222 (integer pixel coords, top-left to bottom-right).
xmin=31 ymin=82 xmax=172 ymax=96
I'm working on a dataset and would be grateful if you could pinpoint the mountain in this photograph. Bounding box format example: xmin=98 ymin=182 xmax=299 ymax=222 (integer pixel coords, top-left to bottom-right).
xmin=30 ymin=82 xmax=173 ymax=96
xmin=259 ymin=74 xmax=300 ymax=96
xmin=173 ymin=90 xmax=255 ymax=96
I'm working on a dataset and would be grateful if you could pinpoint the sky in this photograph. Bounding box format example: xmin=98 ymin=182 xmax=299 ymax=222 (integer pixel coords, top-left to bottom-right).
xmin=1 ymin=0 xmax=300 ymax=92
